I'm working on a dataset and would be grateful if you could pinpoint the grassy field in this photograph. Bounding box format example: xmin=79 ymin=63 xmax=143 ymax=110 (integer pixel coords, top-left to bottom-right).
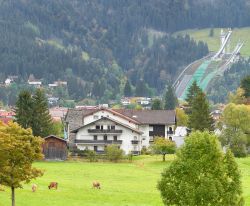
xmin=175 ymin=27 xmax=250 ymax=57
xmin=0 ymin=155 xmax=250 ymax=206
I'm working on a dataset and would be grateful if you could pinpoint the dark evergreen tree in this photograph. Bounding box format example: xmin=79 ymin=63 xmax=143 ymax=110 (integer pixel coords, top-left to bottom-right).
xmin=185 ymin=81 xmax=203 ymax=106
xmin=188 ymin=91 xmax=214 ymax=131
xmin=151 ymin=99 xmax=163 ymax=110
xmin=124 ymin=80 xmax=132 ymax=97
xmin=164 ymin=85 xmax=177 ymax=110
xmin=31 ymin=89 xmax=53 ymax=137
xmin=14 ymin=90 xmax=33 ymax=129
xmin=240 ymin=75 xmax=250 ymax=97
xmin=135 ymin=80 xmax=148 ymax=97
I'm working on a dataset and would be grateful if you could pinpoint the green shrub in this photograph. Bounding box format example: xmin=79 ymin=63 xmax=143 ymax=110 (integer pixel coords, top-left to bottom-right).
xmin=105 ymin=145 xmax=124 ymax=162
xmin=141 ymin=146 xmax=151 ymax=155
xmin=85 ymin=149 xmax=97 ymax=162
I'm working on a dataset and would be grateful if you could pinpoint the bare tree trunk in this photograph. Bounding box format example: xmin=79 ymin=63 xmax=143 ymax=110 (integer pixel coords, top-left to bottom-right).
xmin=11 ymin=187 xmax=15 ymax=206
xmin=163 ymin=154 xmax=166 ymax=162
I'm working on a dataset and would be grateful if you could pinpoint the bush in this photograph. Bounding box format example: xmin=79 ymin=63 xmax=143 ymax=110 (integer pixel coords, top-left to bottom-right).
xmin=85 ymin=149 xmax=97 ymax=162
xmin=141 ymin=146 xmax=151 ymax=155
xmin=105 ymin=145 xmax=124 ymax=162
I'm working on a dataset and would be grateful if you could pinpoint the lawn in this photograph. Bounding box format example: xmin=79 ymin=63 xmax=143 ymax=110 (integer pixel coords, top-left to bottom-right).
xmin=175 ymin=27 xmax=250 ymax=57
xmin=0 ymin=155 xmax=250 ymax=206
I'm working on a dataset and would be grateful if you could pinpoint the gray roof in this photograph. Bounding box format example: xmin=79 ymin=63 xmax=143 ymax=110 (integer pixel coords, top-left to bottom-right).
xmin=65 ymin=108 xmax=176 ymax=131
xmin=114 ymin=109 xmax=176 ymax=125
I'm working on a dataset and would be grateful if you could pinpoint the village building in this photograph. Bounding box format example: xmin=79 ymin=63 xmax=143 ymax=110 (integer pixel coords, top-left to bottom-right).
xmin=28 ymin=74 xmax=42 ymax=87
xmin=64 ymin=107 xmax=176 ymax=154
xmin=42 ymin=135 xmax=68 ymax=160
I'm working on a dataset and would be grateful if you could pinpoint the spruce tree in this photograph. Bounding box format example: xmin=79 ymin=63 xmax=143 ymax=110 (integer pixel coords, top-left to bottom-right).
xmin=185 ymin=81 xmax=202 ymax=106
xmin=31 ymin=89 xmax=53 ymax=137
xmin=164 ymin=85 xmax=177 ymax=110
xmin=240 ymin=75 xmax=250 ymax=97
xmin=124 ymin=80 xmax=132 ymax=97
xmin=151 ymin=99 xmax=163 ymax=110
xmin=188 ymin=91 xmax=214 ymax=131
xmin=14 ymin=90 xmax=33 ymax=129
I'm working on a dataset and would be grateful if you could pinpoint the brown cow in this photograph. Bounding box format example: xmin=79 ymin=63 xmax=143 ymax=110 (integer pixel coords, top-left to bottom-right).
xmin=48 ymin=182 xmax=58 ymax=190
xmin=92 ymin=181 xmax=101 ymax=189
xmin=32 ymin=184 xmax=37 ymax=192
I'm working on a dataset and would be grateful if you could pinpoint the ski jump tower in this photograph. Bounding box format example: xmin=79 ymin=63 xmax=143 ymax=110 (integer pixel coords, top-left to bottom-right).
xmin=212 ymin=28 xmax=232 ymax=60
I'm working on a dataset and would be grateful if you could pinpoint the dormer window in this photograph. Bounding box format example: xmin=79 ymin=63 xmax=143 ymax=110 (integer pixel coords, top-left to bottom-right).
xmin=96 ymin=125 xmax=100 ymax=129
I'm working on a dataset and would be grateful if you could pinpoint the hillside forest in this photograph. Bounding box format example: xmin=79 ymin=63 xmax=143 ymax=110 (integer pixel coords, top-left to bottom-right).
xmin=0 ymin=0 xmax=250 ymax=104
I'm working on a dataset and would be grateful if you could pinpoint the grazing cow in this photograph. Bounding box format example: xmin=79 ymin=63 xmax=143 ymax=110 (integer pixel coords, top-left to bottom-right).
xmin=92 ymin=181 xmax=101 ymax=189
xmin=48 ymin=182 xmax=58 ymax=190
xmin=32 ymin=184 xmax=37 ymax=192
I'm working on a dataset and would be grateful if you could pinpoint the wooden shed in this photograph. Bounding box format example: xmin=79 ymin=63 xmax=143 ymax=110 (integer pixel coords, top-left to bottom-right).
xmin=43 ymin=135 xmax=68 ymax=160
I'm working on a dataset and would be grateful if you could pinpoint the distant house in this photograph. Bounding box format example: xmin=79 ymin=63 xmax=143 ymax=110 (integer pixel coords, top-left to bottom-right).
xmin=172 ymin=126 xmax=187 ymax=148
xmin=48 ymin=80 xmax=67 ymax=88
xmin=4 ymin=78 xmax=12 ymax=86
xmin=64 ymin=107 xmax=176 ymax=154
xmin=49 ymin=107 xmax=68 ymax=121
xmin=28 ymin=74 xmax=42 ymax=87
xmin=42 ymin=135 xmax=68 ymax=160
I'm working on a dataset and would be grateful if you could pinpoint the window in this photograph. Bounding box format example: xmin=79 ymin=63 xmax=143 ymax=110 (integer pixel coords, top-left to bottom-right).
xmin=96 ymin=125 xmax=100 ymax=129
xmin=113 ymin=136 xmax=117 ymax=141
xmin=101 ymin=125 xmax=104 ymax=130
xmin=107 ymin=125 xmax=111 ymax=130
xmin=104 ymin=135 xmax=107 ymax=141
xmin=94 ymin=146 xmax=98 ymax=151
xmin=94 ymin=135 xmax=97 ymax=140
xmin=111 ymin=125 xmax=115 ymax=130
xmin=169 ymin=137 xmax=172 ymax=141
xmin=134 ymin=136 xmax=138 ymax=140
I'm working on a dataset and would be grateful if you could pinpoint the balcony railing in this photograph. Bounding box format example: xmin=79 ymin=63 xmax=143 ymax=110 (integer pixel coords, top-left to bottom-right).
xmin=167 ymin=131 xmax=174 ymax=135
xmin=88 ymin=129 xmax=122 ymax=134
xmin=131 ymin=140 xmax=139 ymax=144
xmin=75 ymin=139 xmax=122 ymax=144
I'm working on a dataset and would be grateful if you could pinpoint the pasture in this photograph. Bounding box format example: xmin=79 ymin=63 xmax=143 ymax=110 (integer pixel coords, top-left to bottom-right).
xmin=175 ymin=27 xmax=250 ymax=57
xmin=0 ymin=155 xmax=250 ymax=206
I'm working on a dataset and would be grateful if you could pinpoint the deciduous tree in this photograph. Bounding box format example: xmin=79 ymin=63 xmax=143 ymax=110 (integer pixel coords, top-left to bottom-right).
xmin=0 ymin=122 xmax=44 ymax=206
xmin=158 ymin=131 xmax=244 ymax=206
xmin=152 ymin=137 xmax=176 ymax=161
xmin=151 ymin=98 xmax=163 ymax=110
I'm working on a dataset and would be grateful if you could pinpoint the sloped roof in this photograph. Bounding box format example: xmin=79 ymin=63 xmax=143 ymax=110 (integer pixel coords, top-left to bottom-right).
xmin=65 ymin=108 xmax=176 ymax=130
xmin=71 ymin=116 xmax=142 ymax=134
xmin=44 ymin=135 xmax=67 ymax=142
xmin=114 ymin=109 xmax=176 ymax=125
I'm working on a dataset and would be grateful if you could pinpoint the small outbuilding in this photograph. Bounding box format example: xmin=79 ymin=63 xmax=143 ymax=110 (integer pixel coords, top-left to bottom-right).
xmin=43 ymin=135 xmax=68 ymax=160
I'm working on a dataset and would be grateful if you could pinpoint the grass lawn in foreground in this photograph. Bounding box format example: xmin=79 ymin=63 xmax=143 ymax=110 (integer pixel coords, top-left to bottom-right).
xmin=0 ymin=155 xmax=250 ymax=206
xmin=175 ymin=27 xmax=250 ymax=57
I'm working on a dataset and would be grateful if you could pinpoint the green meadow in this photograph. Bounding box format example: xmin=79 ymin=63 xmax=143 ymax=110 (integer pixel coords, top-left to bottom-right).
xmin=175 ymin=27 xmax=250 ymax=57
xmin=0 ymin=155 xmax=250 ymax=206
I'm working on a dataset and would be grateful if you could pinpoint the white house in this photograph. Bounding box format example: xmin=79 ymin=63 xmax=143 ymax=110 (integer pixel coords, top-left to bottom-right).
xmin=172 ymin=126 xmax=187 ymax=148
xmin=64 ymin=107 xmax=176 ymax=154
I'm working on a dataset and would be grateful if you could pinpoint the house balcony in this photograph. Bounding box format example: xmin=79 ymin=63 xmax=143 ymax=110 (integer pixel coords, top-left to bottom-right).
xmin=75 ymin=139 xmax=123 ymax=144
xmin=88 ymin=129 xmax=122 ymax=134
xmin=167 ymin=131 xmax=174 ymax=135
xmin=131 ymin=140 xmax=139 ymax=144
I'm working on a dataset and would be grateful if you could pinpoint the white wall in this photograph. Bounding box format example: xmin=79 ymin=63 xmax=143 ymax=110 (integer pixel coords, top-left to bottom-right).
xmin=75 ymin=119 xmax=141 ymax=154
xmin=83 ymin=110 xmax=138 ymax=129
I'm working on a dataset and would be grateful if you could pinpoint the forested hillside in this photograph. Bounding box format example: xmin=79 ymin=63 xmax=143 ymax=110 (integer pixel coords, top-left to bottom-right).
xmin=0 ymin=0 xmax=250 ymax=103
